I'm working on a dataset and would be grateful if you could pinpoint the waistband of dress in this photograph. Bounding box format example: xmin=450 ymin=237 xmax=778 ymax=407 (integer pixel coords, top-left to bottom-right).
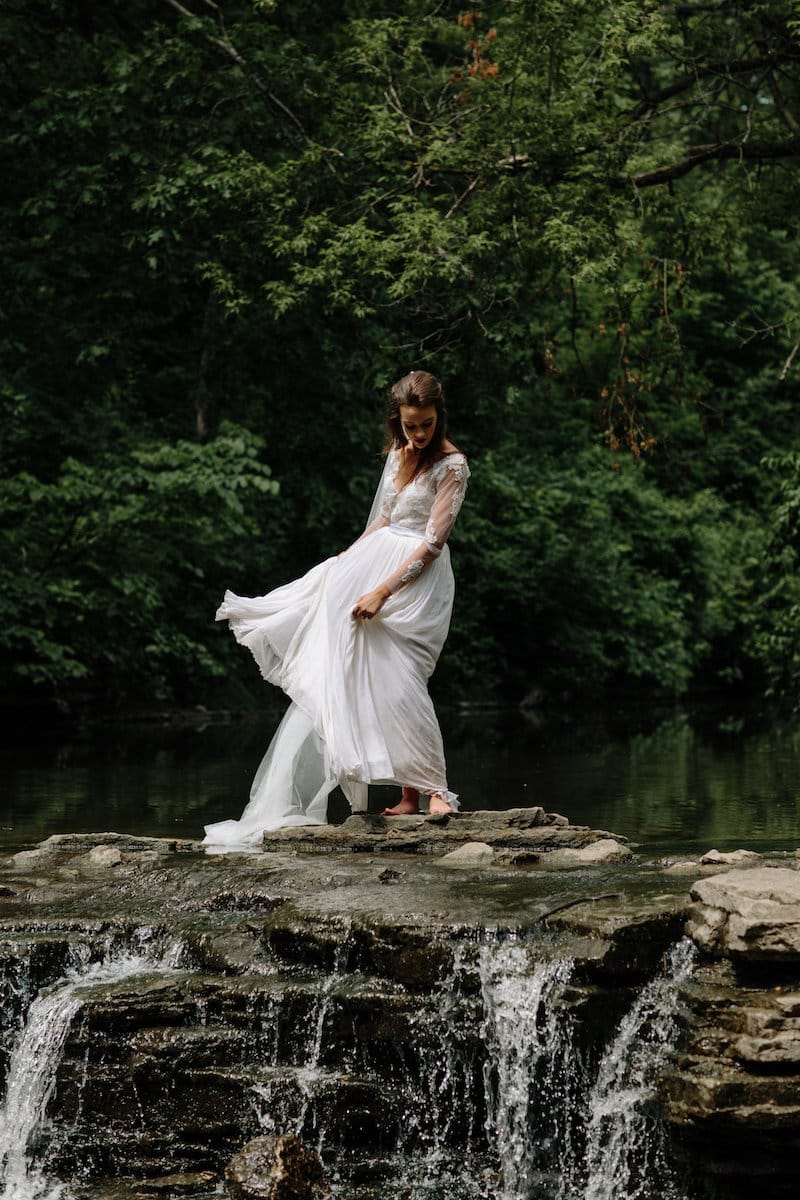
xmin=388 ymin=523 xmax=424 ymax=540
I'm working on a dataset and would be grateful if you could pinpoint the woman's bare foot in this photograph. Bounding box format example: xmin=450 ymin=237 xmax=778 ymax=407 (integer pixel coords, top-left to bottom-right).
xmin=383 ymin=787 xmax=420 ymax=816
xmin=428 ymin=792 xmax=454 ymax=815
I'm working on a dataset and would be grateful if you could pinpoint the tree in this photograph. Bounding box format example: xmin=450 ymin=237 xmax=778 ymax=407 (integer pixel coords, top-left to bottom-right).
xmin=1 ymin=1 xmax=799 ymax=708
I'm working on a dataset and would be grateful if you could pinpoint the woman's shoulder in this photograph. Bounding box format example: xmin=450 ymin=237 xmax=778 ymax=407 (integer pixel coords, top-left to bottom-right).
xmin=433 ymin=444 xmax=469 ymax=479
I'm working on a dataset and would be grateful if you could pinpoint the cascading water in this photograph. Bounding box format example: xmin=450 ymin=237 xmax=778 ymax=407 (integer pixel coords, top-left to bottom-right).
xmin=571 ymin=939 xmax=697 ymax=1200
xmin=0 ymin=952 xmax=182 ymax=1200
xmin=480 ymin=939 xmax=579 ymax=1200
xmin=0 ymin=982 xmax=83 ymax=1200
xmin=335 ymin=933 xmax=694 ymax=1200
xmin=251 ymin=933 xmax=354 ymax=1152
xmin=0 ymin=919 xmax=697 ymax=1200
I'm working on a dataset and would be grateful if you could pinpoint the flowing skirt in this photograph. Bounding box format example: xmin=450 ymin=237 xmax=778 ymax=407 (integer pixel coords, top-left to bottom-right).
xmin=202 ymin=526 xmax=458 ymax=848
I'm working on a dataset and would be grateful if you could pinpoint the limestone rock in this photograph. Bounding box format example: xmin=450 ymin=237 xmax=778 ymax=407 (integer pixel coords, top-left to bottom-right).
xmin=436 ymin=842 xmax=495 ymax=868
xmin=259 ymin=809 xmax=627 ymax=858
xmin=661 ymin=959 xmax=800 ymax=1192
xmin=546 ymin=813 xmax=570 ymax=827
xmin=539 ymin=838 xmax=633 ymax=869
xmin=661 ymin=860 xmax=721 ymax=877
xmin=774 ymin=991 xmax=800 ymax=1017
xmin=687 ymin=867 xmax=800 ymax=961
xmin=700 ymin=848 xmax=763 ymax=866
xmin=137 ymin=1172 xmax=218 ymax=1194
xmin=86 ymin=846 xmax=124 ymax=869
xmin=10 ymin=848 xmax=49 ymax=868
xmin=736 ymin=1021 xmax=800 ymax=1067
xmin=225 ymin=1134 xmax=330 ymax=1200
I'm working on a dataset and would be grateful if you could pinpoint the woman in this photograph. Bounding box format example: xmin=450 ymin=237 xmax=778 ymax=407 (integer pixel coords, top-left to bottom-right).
xmin=203 ymin=370 xmax=469 ymax=847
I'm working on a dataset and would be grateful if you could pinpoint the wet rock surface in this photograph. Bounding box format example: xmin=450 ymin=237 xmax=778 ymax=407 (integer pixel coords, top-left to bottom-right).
xmin=226 ymin=1135 xmax=329 ymax=1200
xmin=663 ymin=957 xmax=800 ymax=1199
xmin=1 ymin=826 xmax=800 ymax=1200
xmin=254 ymin=808 xmax=627 ymax=857
xmin=687 ymin=867 xmax=800 ymax=961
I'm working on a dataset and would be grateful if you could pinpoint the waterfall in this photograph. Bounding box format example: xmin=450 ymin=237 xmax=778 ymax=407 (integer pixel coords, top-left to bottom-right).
xmin=251 ymin=934 xmax=353 ymax=1152
xmin=0 ymin=923 xmax=696 ymax=1200
xmin=574 ymin=939 xmax=697 ymax=1200
xmin=404 ymin=935 xmax=695 ymax=1200
xmin=0 ymin=983 xmax=81 ymax=1200
xmin=480 ymin=940 xmax=578 ymax=1200
xmin=0 ymin=954 xmax=178 ymax=1200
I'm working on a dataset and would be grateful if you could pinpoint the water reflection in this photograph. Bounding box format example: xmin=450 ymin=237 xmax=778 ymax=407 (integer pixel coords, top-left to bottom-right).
xmin=2 ymin=704 xmax=800 ymax=854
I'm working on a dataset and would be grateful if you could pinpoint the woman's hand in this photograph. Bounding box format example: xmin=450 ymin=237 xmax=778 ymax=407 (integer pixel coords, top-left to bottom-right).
xmin=352 ymin=585 xmax=390 ymax=620
xmin=399 ymin=439 xmax=419 ymax=466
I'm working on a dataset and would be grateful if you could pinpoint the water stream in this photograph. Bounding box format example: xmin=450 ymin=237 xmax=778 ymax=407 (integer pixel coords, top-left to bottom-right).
xmin=0 ymin=924 xmax=697 ymax=1200
xmin=571 ymin=940 xmax=696 ymax=1200
xmin=480 ymin=943 xmax=578 ymax=1200
xmin=249 ymin=933 xmax=695 ymax=1199
xmin=0 ymin=953 xmax=181 ymax=1200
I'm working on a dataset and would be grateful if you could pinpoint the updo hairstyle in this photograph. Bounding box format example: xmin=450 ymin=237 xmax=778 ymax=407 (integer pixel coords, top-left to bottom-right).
xmin=384 ymin=370 xmax=448 ymax=477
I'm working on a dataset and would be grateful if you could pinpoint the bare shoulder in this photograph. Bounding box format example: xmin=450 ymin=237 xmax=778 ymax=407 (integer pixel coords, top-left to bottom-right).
xmin=438 ymin=440 xmax=464 ymax=458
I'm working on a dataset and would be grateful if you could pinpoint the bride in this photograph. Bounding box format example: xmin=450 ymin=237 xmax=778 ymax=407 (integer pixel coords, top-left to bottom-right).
xmin=203 ymin=369 xmax=470 ymax=848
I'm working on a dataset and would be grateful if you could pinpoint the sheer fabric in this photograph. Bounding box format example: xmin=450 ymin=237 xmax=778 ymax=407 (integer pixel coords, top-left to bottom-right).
xmin=202 ymin=450 xmax=470 ymax=849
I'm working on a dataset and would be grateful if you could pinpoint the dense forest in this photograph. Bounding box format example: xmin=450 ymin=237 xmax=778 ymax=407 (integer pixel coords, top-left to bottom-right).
xmin=2 ymin=0 xmax=800 ymax=713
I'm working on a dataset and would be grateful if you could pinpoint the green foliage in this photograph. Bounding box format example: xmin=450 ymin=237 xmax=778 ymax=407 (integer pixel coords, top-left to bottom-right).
xmin=0 ymin=425 xmax=279 ymax=706
xmin=445 ymin=448 xmax=759 ymax=698
xmin=743 ymin=453 xmax=800 ymax=695
xmin=2 ymin=0 xmax=800 ymax=709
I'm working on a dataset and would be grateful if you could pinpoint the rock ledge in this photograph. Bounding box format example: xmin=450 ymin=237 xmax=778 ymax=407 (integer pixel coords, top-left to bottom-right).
xmin=255 ymin=808 xmax=628 ymax=859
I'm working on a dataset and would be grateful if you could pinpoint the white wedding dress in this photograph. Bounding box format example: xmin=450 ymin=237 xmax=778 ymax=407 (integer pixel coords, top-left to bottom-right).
xmin=202 ymin=449 xmax=470 ymax=848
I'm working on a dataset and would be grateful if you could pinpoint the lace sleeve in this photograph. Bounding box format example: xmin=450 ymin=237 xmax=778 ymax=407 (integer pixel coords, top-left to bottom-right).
xmin=422 ymin=456 xmax=469 ymax=555
xmin=382 ymin=455 xmax=469 ymax=595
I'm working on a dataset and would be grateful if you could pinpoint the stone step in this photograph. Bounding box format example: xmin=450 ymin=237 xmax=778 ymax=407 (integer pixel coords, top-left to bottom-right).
xmin=256 ymin=808 xmax=626 ymax=857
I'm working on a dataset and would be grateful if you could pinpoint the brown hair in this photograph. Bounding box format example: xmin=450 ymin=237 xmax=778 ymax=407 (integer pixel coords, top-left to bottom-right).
xmin=383 ymin=370 xmax=448 ymax=479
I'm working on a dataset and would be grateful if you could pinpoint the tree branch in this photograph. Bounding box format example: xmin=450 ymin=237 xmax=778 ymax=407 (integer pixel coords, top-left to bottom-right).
xmin=625 ymin=135 xmax=800 ymax=188
xmin=757 ymin=45 xmax=800 ymax=135
xmin=159 ymin=0 xmax=342 ymax=171
xmin=632 ymin=48 xmax=800 ymax=117
xmin=780 ymin=336 xmax=800 ymax=382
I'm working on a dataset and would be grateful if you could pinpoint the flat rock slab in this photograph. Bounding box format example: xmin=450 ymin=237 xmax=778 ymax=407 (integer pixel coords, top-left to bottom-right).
xmin=258 ymin=809 xmax=628 ymax=857
xmin=687 ymin=868 xmax=800 ymax=962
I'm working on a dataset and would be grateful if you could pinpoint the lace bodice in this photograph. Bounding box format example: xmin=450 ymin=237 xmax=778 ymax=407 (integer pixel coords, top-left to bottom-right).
xmin=382 ymin=451 xmax=469 ymax=539
xmin=356 ymin=450 xmax=470 ymax=594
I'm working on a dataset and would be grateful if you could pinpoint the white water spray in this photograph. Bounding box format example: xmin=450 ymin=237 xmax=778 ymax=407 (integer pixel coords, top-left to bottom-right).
xmin=480 ymin=939 xmax=576 ymax=1200
xmin=0 ymin=954 xmax=180 ymax=1200
xmin=575 ymin=939 xmax=697 ymax=1200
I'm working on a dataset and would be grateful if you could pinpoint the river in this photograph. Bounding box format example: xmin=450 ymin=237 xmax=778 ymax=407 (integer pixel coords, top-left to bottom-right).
xmin=2 ymin=702 xmax=800 ymax=854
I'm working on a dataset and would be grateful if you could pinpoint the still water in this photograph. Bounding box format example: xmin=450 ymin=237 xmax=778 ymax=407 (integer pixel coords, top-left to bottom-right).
xmin=2 ymin=702 xmax=800 ymax=855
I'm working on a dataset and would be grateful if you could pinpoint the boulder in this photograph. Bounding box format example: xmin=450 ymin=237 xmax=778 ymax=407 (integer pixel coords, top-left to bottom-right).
xmin=687 ymin=868 xmax=800 ymax=961
xmin=86 ymin=845 xmax=124 ymax=869
xmin=10 ymin=848 xmax=49 ymax=868
xmin=540 ymin=838 xmax=634 ymax=869
xmin=661 ymin=860 xmax=721 ymax=877
xmin=225 ymin=1134 xmax=330 ymax=1200
xmin=700 ymin=849 xmax=762 ymax=866
xmin=436 ymin=842 xmax=495 ymax=868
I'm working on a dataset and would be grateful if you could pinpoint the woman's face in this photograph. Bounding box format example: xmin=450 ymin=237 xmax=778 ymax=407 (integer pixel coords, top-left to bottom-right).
xmin=400 ymin=403 xmax=438 ymax=451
